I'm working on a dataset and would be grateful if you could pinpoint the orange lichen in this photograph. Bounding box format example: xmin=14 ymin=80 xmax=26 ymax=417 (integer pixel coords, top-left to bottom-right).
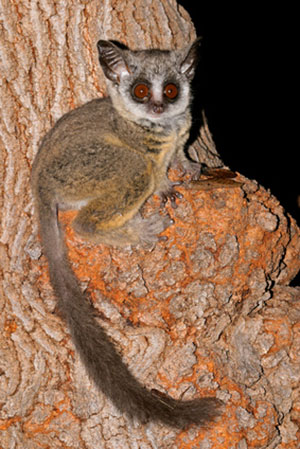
xmin=30 ymin=174 xmax=300 ymax=448
xmin=264 ymin=318 xmax=293 ymax=353
xmin=0 ymin=417 xmax=21 ymax=431
xmin=3 ymin=319 xmax=17 ymax=336
xmin=23 ymin=396 xmax=78 ymax=437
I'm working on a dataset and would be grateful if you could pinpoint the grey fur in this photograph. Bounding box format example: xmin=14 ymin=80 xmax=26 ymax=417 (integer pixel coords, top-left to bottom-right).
xmin=31 ymin=39 xmax=222 ymax=428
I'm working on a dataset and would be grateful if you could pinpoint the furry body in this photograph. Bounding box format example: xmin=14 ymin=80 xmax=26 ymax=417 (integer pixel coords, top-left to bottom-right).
xmin=31 ymin=39 xmax=221 ymax=427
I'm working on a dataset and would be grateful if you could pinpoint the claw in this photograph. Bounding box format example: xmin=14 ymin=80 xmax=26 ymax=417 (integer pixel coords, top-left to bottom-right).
xmin=160 ymin=182 xmax=183 ymax=209
xmin=158 ymin=235 xmax=168 ymax=242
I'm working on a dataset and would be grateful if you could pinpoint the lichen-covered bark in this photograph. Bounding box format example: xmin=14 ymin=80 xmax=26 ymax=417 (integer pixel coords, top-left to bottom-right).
xmin=0 ymin=1 xmax=299 ymax=448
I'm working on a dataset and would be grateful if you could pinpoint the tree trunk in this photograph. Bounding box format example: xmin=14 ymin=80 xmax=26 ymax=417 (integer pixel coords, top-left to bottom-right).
xmin=0 ymin=1 xmax=299 ymax=448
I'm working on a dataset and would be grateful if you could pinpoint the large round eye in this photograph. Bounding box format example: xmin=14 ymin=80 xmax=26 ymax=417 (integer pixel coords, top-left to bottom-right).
xmin=133 ymin=83 xmax=150 ymax=100
xmin=164 ymin=83 xmax=179 ymax=100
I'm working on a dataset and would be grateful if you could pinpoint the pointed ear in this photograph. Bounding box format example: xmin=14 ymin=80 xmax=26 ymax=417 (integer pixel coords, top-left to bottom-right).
xmin=97 ymin=40 xmax=131 ymax=84
xmin=180 ymin=37 xmax=202 ymax=80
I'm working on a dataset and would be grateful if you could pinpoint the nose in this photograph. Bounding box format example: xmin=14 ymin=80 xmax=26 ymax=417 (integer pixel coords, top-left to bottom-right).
xmin=152 ymin=102 xmax=164 ymax=114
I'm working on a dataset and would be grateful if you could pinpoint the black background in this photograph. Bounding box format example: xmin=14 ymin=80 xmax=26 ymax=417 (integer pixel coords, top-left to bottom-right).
xmin=178 ymin=3 xmax=298 ymax=220
xmin=178 ymin=2 xmax=299 ymax=284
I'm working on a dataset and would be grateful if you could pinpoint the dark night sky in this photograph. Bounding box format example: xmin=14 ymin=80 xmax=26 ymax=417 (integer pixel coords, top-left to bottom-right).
xmin=178 ymin=2 xmax=298 ymax=225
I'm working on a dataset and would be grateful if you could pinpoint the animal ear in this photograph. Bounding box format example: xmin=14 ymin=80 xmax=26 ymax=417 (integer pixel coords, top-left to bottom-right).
xmin=97 ymin=40 xmax=131 ymax=83
xmin=179 ymin=37 xmax=202 ymax=80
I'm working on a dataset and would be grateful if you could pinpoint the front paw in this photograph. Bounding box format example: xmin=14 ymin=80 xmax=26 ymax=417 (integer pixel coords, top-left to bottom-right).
xmin=159 ymin=182 xmax=183 ymax=209
xmin=138 ymin=213 xmax=174 ymax=247
xmin=181 ymin=159 xmax=202 ymax=181
xmin=171 ymin=155 xmax=202 ymax=181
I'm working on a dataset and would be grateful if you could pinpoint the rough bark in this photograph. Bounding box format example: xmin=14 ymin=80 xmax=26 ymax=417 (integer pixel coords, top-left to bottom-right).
xmin=0 ymin=1 xmax=299 ymax=449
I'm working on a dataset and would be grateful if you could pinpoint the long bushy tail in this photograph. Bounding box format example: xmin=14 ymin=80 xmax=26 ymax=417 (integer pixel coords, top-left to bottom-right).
xmin=38 ymin=201 xmax=222 ymax=428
